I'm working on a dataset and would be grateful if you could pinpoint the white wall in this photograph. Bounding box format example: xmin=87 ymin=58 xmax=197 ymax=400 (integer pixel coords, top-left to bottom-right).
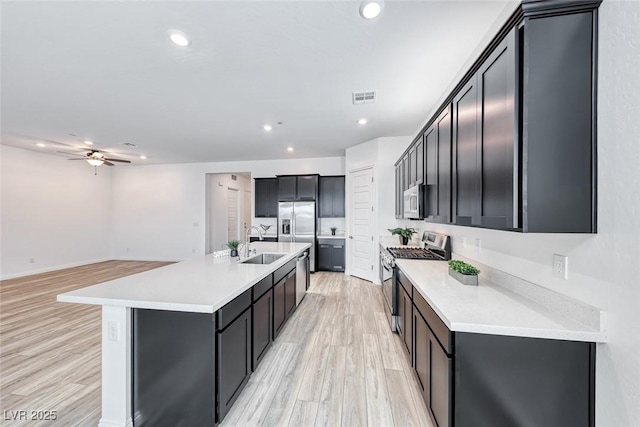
xmin=383 ymin=2 xmax=640 ymax=424
xmin=345 ymin=136 xmax=412 ymax=282
xmin=205 ymin=173 xmax=252 ymax=253
xmin=0 ymin=145 xmax=112 ymax=279
xmin=110 ymin=156 xmax=344 ymax=261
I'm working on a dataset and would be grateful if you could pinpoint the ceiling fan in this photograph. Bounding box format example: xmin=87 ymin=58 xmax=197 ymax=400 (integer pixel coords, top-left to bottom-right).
xmin=58 ymin=150 xmax=131 ymax=174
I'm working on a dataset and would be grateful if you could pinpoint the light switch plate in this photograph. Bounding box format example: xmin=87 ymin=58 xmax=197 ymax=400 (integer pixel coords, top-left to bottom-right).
xmin=552 ymin=254 xmax=568 ymax=280
xmin=107 ymin=321 xmax=120 ymax=341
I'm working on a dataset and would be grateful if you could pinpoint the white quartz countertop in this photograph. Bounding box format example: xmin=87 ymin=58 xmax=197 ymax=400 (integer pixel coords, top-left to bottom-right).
xmin=317 ymin=235 xmax=346 ymax=240
xmin=57 ymin=242 xmax=310 ymax=314
xmin=395 ymin=259 xmax=606 ymax=342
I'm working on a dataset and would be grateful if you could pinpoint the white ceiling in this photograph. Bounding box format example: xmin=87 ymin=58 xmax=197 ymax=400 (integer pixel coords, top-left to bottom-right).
xmin=1 ymin=1 xmax=509 ymax=165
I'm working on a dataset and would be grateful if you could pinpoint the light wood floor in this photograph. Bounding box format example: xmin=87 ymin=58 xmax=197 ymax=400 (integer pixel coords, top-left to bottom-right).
xmin=1 ymin=264 xmax=433 ymax=427
xmin=0 ymin=261 xmax=172 ymax=426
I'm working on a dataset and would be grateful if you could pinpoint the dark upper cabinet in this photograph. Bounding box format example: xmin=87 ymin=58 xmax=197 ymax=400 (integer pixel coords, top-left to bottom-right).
xmin=395 ymin=165 xmax=403 ymax=218
xmin=277 ymin=176 xmax=297 ymax=201
xmin=317 ymin=239 xmax=345 ymax=272
xmin=397 ymin=2 xmax=598 ymax=233
xmin=424 ymin=106 xmax=452 ymax=223
xmin=254 ymin=178 xmax=278 ymax=218
xmin=319 ymin=176 xmax=345 ymax=218
xmin=416 ymin=137 xmax=425 ymax=186
xmin=217 ymin=307 xmax=251 ymax=422
xmin=402 ymin=155 xmax=410 ymax=191
xmin=277 ymin=175 xmax=318 ymax=201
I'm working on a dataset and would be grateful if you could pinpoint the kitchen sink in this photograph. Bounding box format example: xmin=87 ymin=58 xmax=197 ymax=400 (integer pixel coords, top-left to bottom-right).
xmin=240 ymin=253 xmax=286 ymax=265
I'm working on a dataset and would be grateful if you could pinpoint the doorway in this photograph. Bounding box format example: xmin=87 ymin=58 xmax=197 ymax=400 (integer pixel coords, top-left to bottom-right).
xmin=348 ymin=166 xmax=374 ymax=281
xmin=205 ymin=173 xmax=252 ymax=254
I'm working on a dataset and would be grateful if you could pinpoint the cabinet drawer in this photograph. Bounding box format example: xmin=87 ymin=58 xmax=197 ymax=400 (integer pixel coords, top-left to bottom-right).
xmin=216 ymin=289 xmax=252 ymax=331
xmin=413 ymin=288 xmax=453 ymax=355
xmin=274 ymin=259 xmax=296 ymax=284
xmin=397 ymin=269 xmax=413 ymax=298
xmin=252 ymin=275 xmax=273 ymax=301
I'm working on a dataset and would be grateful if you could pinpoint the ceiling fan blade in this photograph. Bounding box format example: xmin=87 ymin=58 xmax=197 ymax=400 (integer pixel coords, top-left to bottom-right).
xmin=104 ymin=158 xmax=131 ymax=163
xmin=103 ymin=160 xmax=115 ymax=166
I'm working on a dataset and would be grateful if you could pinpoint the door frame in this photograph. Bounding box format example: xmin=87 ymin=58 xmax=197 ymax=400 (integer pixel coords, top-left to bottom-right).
xmin=346 ymin=165 xmax=376 ymax=282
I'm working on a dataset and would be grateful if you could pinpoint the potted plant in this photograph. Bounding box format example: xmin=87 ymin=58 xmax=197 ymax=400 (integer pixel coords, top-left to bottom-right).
xmin=226 ymin=240 xmax=240 ymax=257
xmin=388 ymin=227 xmax=417 ymax=245
xmin=330 ymin=226 xmax=338 ymax=236
xmin=448 ymin=260 xmax=480 ymax=286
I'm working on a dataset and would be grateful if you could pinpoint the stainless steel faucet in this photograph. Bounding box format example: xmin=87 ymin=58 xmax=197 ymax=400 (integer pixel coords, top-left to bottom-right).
xmin=245 ymin=226 xmax=264 ymax=257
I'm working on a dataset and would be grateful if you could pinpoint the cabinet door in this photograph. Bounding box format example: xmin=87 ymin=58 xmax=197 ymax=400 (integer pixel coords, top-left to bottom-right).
xmin=278 ymin=176 xmax=296 ymax=201
xmin=413 ymin=309 xmax=430 ymax=405
xmin=395 ymin=165 xmax=402 ymax=218
xmin=398 ymin=286 xmax=413 ymax=361
xmin=318 ymin=177 xmax=333 ymax=217
xmin=273 ymin=277 xmax=286 ymax=336
xmin=452 ymin=77 xmax=480 ymax=226
xmin=267 ymin=179 xmax=279 ymax=217
xmin=430 ymin=335 xmax=452 ymax=427
xmin=333 ymin=176 xmax=345 ymax=217
xmin=332 ymin=243 xmax=345 ymax=272
xmin=409 ymin=145 xmax=417 ymax=187
xmin=416 ymin=137 xmax=425 ymax=186
xmin=252 ymin=290 xmax=273 ymax=371
xmin=285 ymin=269 xmax=296 ymax=317
xmin=254 ymin=178 xmax=278 ymax=218
xmin=435 ymin=106 xmax=452 ymax=223
xmin=318 ymin=243 xmax=332 ymax=271
xmin=478 ymin=31 xmax=517 ymax=229
xmin=296 ymin=175 xmax=317 ymax=201
xmin=424 ymin=125 xmax=437 ymax=221
xmin=402 ymin=155 xmax=410 ymax=191
xmin=217 ymin=308 xmax=251 ymax=422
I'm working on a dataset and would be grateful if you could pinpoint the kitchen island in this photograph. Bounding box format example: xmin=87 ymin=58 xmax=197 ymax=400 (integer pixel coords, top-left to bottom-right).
xmin=58 ymin=242 xmax=310 ymax=427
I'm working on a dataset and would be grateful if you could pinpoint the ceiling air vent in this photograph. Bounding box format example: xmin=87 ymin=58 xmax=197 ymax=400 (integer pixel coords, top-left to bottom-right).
xmin=352 ymin=91 xmax=376 ymax=105
xmin=231 ymin=174 xmax=237 ymax=181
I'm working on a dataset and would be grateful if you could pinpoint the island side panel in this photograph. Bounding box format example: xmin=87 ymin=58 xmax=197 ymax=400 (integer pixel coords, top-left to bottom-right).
xmin=100 ymin=305 xmax=133 ymax=427
xmin=132 ymin=309 xmax=215 ymax=427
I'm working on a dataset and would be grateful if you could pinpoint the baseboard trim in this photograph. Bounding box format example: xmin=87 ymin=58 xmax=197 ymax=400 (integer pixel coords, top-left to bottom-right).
xmin=98 ymin=417 xmax=133 ymax=427
xmin=0 ymin=257 xmax=112 ymax=280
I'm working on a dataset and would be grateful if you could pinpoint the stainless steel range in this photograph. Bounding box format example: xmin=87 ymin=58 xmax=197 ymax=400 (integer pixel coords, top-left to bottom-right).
xmin=380 ymin=231 xmax=451 ymax=332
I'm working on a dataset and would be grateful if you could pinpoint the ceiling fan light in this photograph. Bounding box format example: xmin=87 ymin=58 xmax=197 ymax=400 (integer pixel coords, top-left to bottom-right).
xmin=87 ymin=158 xmax=104 ymax=167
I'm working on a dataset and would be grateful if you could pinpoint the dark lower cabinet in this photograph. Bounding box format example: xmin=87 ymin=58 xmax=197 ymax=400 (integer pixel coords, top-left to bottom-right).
xmin=285 ymin=269 xmax=296 ymax=317
xmin=252 ymin=289 xmax=273 ymax=371
xmin=132 ymin=309 xmax=215 ymax=427
xmin=274 ymin=276 xmax=286 ymax=337
xmin=430 ymin=337 xmax=452 ymax=427
xmin=217 ymin=307 xmax=251 ymax=422
xmin=317 ymin=239 xmax=345 ymax=272
xmin=398 ymin=283 xmax=413 ymax=361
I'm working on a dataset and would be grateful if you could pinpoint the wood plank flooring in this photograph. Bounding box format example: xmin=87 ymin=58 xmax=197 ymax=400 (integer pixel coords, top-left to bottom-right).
xmin=0 ymin=264 xmax=433 ymax=427
xmin=0 ymin=261 xmax=172 ymax=426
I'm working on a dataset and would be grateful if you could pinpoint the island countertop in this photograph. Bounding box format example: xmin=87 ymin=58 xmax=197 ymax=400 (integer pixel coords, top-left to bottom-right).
xmin=57 ymin=242 xmax=310 ymax=314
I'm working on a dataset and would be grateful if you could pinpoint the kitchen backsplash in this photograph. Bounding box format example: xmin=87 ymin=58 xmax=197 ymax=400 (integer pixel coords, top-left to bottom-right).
xmin=319 ymin=218 xmax=346 ymax=235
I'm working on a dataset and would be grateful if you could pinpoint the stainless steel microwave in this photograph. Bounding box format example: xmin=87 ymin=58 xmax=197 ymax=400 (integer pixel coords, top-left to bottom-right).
xmin=403 ymin=185 xmax=423 ymax=219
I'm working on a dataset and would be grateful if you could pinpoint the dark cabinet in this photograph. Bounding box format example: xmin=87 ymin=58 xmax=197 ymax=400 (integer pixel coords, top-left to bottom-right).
xmin=317 ymin=239 xmax=345 ymax=272
xmin=277 ymin=175 xmax=318 ymax=201
xmin=397 ymin=280 xmax=413 ymax=361
xmin=416 ymin=138 xmax=425 ymax=186
xmin=217 ymin=307 xmax=251 ymax=421
xmin=285 ymin=269 xmax=296 ymax=317
xmin=319 ymin=176 xmax=345 ymax=218
xmin=395 ymin=2 xmax=599 ymax=233
xmin=273 ymin=276 xmax=286 ymax=337
xmin=252 ymin=289 xmax=273 ymax=371
xmin=254 ymin=178 xmax=278 ymax=218
xmin=424 ymin=107 xmax=452 ymax=223
xmin=430 ymin=337 xmax=452 ymax=427
xmin=395 ymin=163 xmax=403 ymax=218
xmin=249 ymin=236 xmax=278 ymax=243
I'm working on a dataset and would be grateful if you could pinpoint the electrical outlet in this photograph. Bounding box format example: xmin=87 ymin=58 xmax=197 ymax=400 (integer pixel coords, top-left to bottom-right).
xmin=29 ymin=258 xmax=35 ymax=264
xmin=107 ymin=321 xmax=120 ymax=341
xmin=474 ymin=238 xmax=481 ymax=253
xmin=552 ymin=254 xmax=568 ymax=280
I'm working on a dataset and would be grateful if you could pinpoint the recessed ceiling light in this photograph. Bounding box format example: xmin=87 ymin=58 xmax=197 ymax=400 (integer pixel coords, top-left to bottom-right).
xmin=140 ymin=155 xmax=147 ymax=160
xmin=36 ymin=143 xmax=46 ymax=147
xmin=264 ymin=125 xmax=273 ymax=131
xmin=84 ymin=140 xmax=93 ymax=145
xmin=359 ymin=1 xmax=382 ymax=19
xmin=169 ymin=30 xmax=190 ymax=47
xmin=358 ymin=118 xmax=368 ymax=125
xmin=287 ymin=147 xmax=294 ymax=152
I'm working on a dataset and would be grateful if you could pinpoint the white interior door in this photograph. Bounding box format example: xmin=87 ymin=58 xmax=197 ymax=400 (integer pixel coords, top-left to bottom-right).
xmin=348 ymin=167 xmax=374 ymax=281
xmin=227 ymin=188 xmax=239 ymax=241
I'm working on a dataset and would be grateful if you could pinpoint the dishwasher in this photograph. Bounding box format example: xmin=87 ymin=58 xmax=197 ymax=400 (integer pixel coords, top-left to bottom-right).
xmin=295 ymin=250 xmax=309 ymax=306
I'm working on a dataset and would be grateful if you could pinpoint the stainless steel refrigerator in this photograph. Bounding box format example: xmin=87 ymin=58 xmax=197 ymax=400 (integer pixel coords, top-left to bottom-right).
xmin=278 ymin=202 xmax=316 ymax=272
